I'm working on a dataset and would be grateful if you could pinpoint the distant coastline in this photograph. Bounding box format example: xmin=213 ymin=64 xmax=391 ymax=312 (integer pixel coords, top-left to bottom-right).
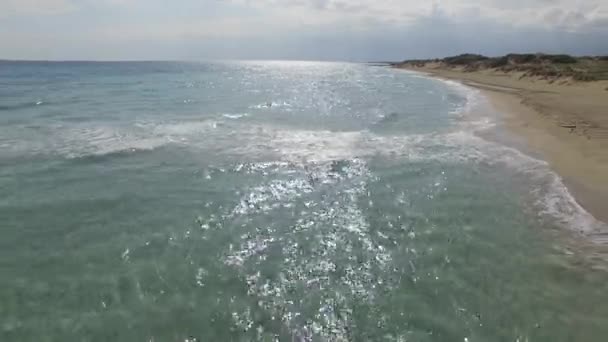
xmin=393 ymin=53 xmax=608 ymax=227
xmin=393 ymin=53 xmax=608 ymax=81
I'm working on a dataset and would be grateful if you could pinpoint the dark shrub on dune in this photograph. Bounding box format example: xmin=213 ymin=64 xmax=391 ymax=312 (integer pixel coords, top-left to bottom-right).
xmin=488 ymin=56 xmax=509 ymax=68
xmin=506 ymin=54 xmax=537 ymax=64
xmin=397 ymin=53 xmax=608 ymax=81
xmin=443 ymin=54 xmax=489 ymax=66
xmin=501 ymin=54 xmax=576 ymax=65
xmin=542 ymin=54 xmax=578 ymax=64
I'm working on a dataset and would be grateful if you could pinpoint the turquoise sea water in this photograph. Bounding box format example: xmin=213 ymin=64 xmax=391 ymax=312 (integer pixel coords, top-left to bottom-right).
xmin=1 ymin=61 xmax=608 ymax=341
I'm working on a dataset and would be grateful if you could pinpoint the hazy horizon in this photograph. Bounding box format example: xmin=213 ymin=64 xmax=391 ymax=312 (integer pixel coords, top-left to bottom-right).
xmin=2 ymin=0 xmax=608 ymax=61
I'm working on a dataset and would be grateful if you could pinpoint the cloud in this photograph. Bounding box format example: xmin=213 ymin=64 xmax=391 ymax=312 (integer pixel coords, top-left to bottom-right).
xmin=0 ymin=0 xmax=76 ymax=16
xmin=0 ymin=0 xmax=144 ymax=18
xmin=223 ymin=0 xmax=608 ymax=32
xmin=4 ymin=0 xmax=608 ymax=32
xmin=1 ymin=0 xmax=607 ymax=60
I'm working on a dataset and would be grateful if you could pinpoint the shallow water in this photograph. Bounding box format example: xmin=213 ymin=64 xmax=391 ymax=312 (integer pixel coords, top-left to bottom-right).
xmin=1 ymin=61 xmax=608 ymax=341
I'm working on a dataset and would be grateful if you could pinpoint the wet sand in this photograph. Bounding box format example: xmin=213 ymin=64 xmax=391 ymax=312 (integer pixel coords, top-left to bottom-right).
xmin=396 ymin=65 xmax=608 ymax=227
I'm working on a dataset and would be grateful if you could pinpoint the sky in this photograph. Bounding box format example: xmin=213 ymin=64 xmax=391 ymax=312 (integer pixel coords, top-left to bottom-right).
xmin=1 ymin=0 xmax=607 ymax=61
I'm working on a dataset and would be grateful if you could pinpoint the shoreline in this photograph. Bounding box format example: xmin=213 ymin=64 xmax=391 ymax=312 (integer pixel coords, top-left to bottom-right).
xmin=395 ymin=65 xmax=608 ymax=228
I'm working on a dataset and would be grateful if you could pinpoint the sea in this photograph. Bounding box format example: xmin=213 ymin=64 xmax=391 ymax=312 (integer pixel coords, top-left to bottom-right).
xmin=1 ymin=60 xmax=608 ymax=342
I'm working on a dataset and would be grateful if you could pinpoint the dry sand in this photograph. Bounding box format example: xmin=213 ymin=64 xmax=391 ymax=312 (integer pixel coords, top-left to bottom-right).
xmin=396 ymin=64 xmax=608 ymax=225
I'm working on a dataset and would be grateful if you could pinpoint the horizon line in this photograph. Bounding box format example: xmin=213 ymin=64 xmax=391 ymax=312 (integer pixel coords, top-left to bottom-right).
xmin=0 ymin=57 xmax=369 ymax=64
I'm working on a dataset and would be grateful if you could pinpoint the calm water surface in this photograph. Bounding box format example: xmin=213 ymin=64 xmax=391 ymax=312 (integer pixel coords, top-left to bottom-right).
xmin=1 ymin=61 xmax=607 ymax=341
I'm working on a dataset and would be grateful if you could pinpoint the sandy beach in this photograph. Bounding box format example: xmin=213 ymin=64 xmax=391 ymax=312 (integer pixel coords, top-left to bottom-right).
xmin=396 ymin=64 xmax=608 ymax=226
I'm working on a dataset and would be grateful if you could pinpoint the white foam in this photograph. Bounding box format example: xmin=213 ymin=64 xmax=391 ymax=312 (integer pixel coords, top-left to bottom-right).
xmin=46 ymin=119 xmax=223 ymax=158
xmin=442 ymin=128 xmax=607 ymax=235
xmin=8 ymin=97 xmax=602 ymax=236
xmin=56 ymin=125 xmax=171 ymax=158
xmin=535 ymin=172 xmax=605 ymax=234
xmin=441 ymin=79 xmax=482 ymax=114
xmin=406 ymin=70 xmax=496 ymax=132
xmin=222 ymin=113 xmax=249 ymax=119
xmin=226 ymin=123 xmax=606 ymax=235
xmin=148 ymin=120 xmax=218 ymax=136
xmin=217 ymin=114 xmax=606 ymax=339
xmin=249 ymin=101 xmax=292 ymax=109
xmin=395 ymin=73 xmax=605 ymax=234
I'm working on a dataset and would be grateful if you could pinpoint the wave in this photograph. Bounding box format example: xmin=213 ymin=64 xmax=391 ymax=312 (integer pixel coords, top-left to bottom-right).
xmin=440 ymin=79 xmax=482 ymax=116
xmin=4 ymin=104 xmax=604 ymax=236
xmin=218 ymin=126 xmax=608 ymax=338
xmin=249 ymin=101 xmax=292 ymax=109
xmin=371 ymin=112 xmax=401 ymax=127
xmin=65 ymin=141 xmax=167 ymax=162
xmin=222 ymin=113 xmax=249 ymax=120
xmin=59 ymin=126 xmax=171 ymax=159
xmin=225 ymin=124 xmax=607 ymax=236
xmin=10 ymin=124 xmax=172 ymax=160
xmin=1 ymin=118 xmax=222 ymax=160
xmin=427 ymin=77 xmax=607 ymax=235
xmin=145 ymin=120 xmax=220 ymax=136
xmin=0 ymin=100 xmax=45 ymax=111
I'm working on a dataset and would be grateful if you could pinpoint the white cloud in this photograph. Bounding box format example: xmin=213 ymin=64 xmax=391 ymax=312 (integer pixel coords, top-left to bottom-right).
xmin=3 ymin=0 xmax=607 ymax=32
xmin=223 ymin=0 xmax=608 ymax=31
